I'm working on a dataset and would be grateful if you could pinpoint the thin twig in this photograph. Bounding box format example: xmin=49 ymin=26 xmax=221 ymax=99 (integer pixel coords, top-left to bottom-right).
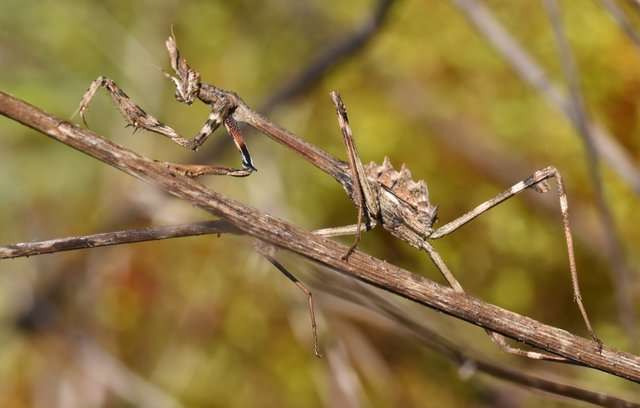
xmin=76 ymin=333 xmax=184 ymax=408
xmin=544 ymin=0 xmax=638 ymax=351
xmin=598 ymin=0 xmax=640 ymax=50
xmin=261 ymin=0 xmax=396 ymax=112
xmin=0 ymin=220 xmax=238 ymax=259
xmin=450 ymin=0 xmax=640 ymax=193
xmin=2 ymin=91 xmax=640 ymax=382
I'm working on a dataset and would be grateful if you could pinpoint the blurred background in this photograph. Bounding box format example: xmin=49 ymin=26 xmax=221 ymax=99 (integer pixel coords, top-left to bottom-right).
xmin=1 ymin=0 xmax=640 ymax=406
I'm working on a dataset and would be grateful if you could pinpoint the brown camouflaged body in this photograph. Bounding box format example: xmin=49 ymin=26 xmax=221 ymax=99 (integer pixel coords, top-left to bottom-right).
xmin=364 ymin=157 xmax=438 ymax=246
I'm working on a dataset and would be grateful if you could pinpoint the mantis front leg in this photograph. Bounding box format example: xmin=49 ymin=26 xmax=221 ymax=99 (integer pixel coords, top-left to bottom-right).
xmin=73 ymin=33 xmax=257 ymax=177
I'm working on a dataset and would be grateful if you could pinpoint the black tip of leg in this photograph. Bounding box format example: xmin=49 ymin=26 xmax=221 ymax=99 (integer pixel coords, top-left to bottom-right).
xmin=243 ymin=160 xmax=257 ymax=172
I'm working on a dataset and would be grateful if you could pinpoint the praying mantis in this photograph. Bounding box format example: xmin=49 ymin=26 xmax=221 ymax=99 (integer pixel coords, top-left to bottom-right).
xmin=74 ymin=33 xmax=601 ymax=359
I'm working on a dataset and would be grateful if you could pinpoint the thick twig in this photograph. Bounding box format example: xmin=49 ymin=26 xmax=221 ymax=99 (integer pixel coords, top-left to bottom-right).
xmin=2 ymin=91 xmax=640 ymax=382
xmin=315 ymin=275 xmax=640 ymax=407
xmin=4 ymin=222 xmax=635 ymax=405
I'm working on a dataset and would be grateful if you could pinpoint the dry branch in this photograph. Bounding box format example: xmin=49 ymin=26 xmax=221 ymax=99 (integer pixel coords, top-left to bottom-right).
xmin=0 ymin=221 xmax=237 ymax=259
xmin=316 ymin=276 xmax=640 ymax=408
xmin=2 ymin=91 xmax=640 ymax=384
xmin=2 ymin=214 xmax=637 ymax=405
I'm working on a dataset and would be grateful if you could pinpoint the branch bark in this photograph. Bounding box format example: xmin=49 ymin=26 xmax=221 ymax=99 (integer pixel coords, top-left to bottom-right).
xmin=2 ymin=221 xmax=637 ymax=405
xmin=317 ymin=277 xmax=640 ymax=408
xmin=0 ymin=221 xmax=237 ymax=259
xmin=1 ymin=90 xmax=640 ymax=383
